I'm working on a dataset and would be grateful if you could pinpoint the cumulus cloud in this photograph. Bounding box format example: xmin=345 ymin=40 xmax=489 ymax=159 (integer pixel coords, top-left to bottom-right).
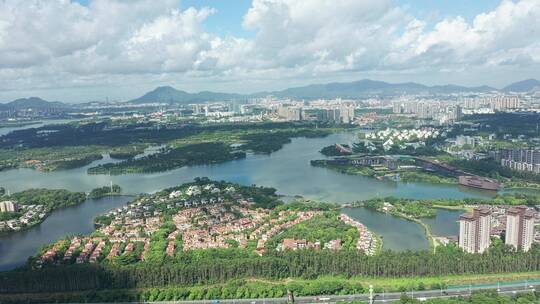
xmin=0 ymin=0 xmax=539 ymax=100
xmin=386 ymin=0 xmax=540 ymax=69
xmin=242 ymin=0 xmax=407 ymax=71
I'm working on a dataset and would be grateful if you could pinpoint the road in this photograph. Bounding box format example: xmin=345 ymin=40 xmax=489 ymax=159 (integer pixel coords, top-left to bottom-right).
xmin=107 ymin=280 xmax=538 ymax=304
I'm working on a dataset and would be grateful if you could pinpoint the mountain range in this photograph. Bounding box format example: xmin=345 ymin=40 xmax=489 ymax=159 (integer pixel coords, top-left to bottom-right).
xmin=2 ymin=79 xmax=539 ymax=106
xmin=502 ymin=79 xmax=540 ymax=92
xmin=129 ymin=86 xmax=242 ymax=104
xmin=0 ymin=97 xmax=69 ymax=110
xmin=127 ymin=78 xmax=540 ymax=104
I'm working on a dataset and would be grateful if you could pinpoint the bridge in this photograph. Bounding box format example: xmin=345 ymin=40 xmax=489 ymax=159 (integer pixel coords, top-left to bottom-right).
xmin=335 ymin=143 xmax=352 ymax=154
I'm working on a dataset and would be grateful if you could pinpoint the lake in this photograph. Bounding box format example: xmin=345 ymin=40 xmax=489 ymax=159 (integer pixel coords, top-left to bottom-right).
xmin=0 ymin=130 xmax=501 ymax=270
xmin=0 ymin=131 xmax=497 ymax=201
xmin=423 ymin=208 xmax=463 ymax=237
xmin=0 ymin=196 xmax=132 ymax=271
xmin=342 ymin=207 xmax=430 ymax=251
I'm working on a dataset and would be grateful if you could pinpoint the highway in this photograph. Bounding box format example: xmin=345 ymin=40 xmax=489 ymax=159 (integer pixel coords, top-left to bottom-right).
xmin=111 ymin=280 xmax=538 ymax=304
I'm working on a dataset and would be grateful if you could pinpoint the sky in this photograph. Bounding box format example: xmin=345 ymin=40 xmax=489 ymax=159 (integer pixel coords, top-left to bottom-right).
xmin=0 ymin=0 xmax=539 ymax=103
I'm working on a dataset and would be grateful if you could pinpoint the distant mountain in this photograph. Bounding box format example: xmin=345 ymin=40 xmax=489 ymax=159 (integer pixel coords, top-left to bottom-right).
xmin=0 ymin=97 xmax=69 ymax=111
xmin=124 ymin=78 xmax=540 ymax=105
xmin=129 ymin=86 xmax=243 ymax=104
xmin=257 ymin=79 xmax=496 ymax=99
xmin=502 ymin=79 xmax=540 ymax=92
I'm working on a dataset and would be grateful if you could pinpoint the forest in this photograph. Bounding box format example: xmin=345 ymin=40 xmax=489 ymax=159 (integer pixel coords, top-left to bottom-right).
xmin=2 ymin=244 xmax=540 ymax=295
xmin=0 ymin=120 xmax=338 ymax=172
xmin=240 ymin=129 xmax=332 ymax=154
xmin=87 ymin=142 xmax=246 ymax=175
xmin=264 ymin=212 xmax=359 ymax=250
xmin=319 ymin=144 xmax=351 ymax=156
xmin=88 ymin=185 xmax=122 ymax=199
xmin=463 ymin=112 xmax=540 ymax=137
xmin=0 ymin=121 xmax=331 ymax=149
xmin=9 ymin=189 xmax=87 ymax=210
xmin=362 ymin=198 xmax=437 ymax=218
xmin=358 ymin=193 xmax=540 ymax=218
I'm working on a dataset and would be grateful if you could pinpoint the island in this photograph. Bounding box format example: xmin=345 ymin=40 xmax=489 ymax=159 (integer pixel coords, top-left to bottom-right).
xmin=0 ymin=120 xmax=338 ymax=175
xmin=88 ymin=185 xmax=123 ymax=199
xmin=0 ymin=189 xmax=87 ymax=234
xmin=2 ymin=179 xmax=540 ymax=303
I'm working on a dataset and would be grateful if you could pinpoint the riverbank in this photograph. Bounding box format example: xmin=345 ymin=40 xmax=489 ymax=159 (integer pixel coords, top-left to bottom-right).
xmin=1 ymin=120 xmax=341 ymax=175
xmin=88 ymin=185 xmax=123 ymax=199
xmin=311 ymin=161 xmax=458 ymax=185
xmin=0 ymin=121 xmax=42 ymax=128
xmin=0 ymin=189 xmax=87 ymax=235
xmin=0 ymin=196 xmax=134 ymax=271
xmin=349 ymin=199 xmax=467 ymax=251
xmin=376 ymin=207 xmax=438 ymax=251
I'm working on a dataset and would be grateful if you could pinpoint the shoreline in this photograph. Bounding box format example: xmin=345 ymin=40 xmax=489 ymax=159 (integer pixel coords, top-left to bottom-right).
xmin=0 ymin=195 xmax=133 ymax=237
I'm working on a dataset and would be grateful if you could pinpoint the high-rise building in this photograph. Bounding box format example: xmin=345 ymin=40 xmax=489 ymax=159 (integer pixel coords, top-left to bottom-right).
xmin=505 ymin=206 xmax=535 ymax=252
xmin=458 ymin=214 xmax=476 ymax=253
xmin=497 ymin=149 xmax=540 ymax=174
xmin=317 ymin=109 xmax=340 ymax=123
xmin=392 ymin=101 xmax=403 ymax=114
xmin=277 ymin=106 xmax=303 ymax=121
xmin=0 ymin=201 xmax=18 ymax=213
xmin=339 ymin=106 xmax=355 ymax=124
xmin=488 ymin=96 xmax=519 ymax=111
xmin=459 ymin=207 xmax=492 ymax=253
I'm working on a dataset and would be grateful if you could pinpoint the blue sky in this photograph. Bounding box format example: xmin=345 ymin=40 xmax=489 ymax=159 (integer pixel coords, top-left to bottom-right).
xmin=395 ymin=0 xmax=500 ymax=22
xmin=182 ymin=0 xmax=254 ymax=37
xmin=73 ymin=0 xmax=500 ymax=38
xmin=0 ymin=0 xmax=537 ymax=102
xmin=75 ymin=0 xmax=255 ymax=37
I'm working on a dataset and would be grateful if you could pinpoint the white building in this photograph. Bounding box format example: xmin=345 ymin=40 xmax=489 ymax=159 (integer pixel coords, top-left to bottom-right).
xmin=0 ymin=201 xmax=18 ymax=213
xmin=339 ymin=105 xmax=355 ymax=124
xmin=459 ymin=207 xmax=492 ymax=253
xmin=505 ymin=206 xmax=535 ymax=252
xmin=459 ymin=214 xmax=477 ymax=253
xmin=277 ymin=106 xmax=303 ymax=121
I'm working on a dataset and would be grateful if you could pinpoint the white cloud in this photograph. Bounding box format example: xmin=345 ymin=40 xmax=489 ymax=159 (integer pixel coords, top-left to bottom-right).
xmin=242 ymin=0 xmax=406 ymax=71
xmin=0 ymin=0 xmax=539 ymax=101
xmin=386 ymin=0 xmax=540 ymax=69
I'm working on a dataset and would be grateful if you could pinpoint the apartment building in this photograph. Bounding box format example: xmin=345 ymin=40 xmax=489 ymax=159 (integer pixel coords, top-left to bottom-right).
xmin=506 ymin=206 xmax=535 ymax=252
xmin=459 ymin=207 xmax=492 ymax=253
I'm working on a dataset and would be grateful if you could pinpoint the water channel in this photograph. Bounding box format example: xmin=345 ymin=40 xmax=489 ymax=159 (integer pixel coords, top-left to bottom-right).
xmin=0 ymin=129 xmax=505 ymax=270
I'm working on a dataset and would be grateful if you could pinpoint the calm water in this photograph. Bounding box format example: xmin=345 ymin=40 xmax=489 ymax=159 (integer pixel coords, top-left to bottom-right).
xmin=342 ymin=207 xmax=430 ymax=251
xmin=0 ymin=196 xmax=132 ymax=271
xmin=422 ymin=209 xmax=463 ymax=237
xmin=0 ymin=118 xmax=79 ymax=136
xmin=0 ymin=131 xmax=497 ymax=201
xmin=0 ymin=130 xmax=502 ymax=270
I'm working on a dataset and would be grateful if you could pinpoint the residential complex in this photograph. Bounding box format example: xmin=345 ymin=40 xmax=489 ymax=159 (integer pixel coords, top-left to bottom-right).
xmin=36 ymin=182 xmax=379 ymax=267
xmin=0 ymin=200 xmax=18 ymax=213
xmin=392 ymin=99 xmax=462 ymax=123
xmin=276 ymin=103 xmax=355 ymax=124
xmin=462 ymin=96 xmax=520 ymax=111
xmin=492 ymin=149 xmax=540 ymax=174
xmin=459 ymin=207 xmax=492 ymax=253
xmin=277 ymin=105 xmax=304 ymax=121
xmin=506 ymin=206 xmax=536 ymax=252
xmin=459 ymin=205 xmax=539 ymax=253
